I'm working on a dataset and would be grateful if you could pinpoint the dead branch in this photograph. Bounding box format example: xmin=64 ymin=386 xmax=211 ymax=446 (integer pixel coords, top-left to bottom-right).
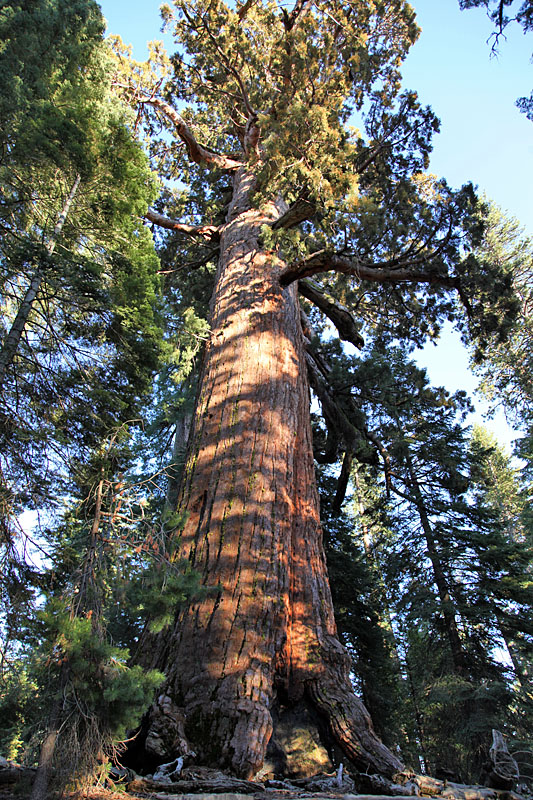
xmin=145 ymin=209 xmax=220 ymax=241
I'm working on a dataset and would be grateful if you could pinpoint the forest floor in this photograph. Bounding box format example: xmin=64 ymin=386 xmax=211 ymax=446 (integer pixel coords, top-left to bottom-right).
xmin=1 ymin=764 xmax=530 ymax=800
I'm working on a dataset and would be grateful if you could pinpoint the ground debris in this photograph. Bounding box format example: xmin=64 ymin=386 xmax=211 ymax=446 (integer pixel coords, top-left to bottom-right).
xmin=126 ymin=776 xmax=265 ymax=796
xmin=1 ymin=758 xmax=530 ymax=800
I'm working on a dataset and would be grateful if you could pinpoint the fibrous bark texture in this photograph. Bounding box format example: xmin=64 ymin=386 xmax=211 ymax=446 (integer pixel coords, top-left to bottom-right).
xmin=138 ymin=169 xmax=402 ymax=780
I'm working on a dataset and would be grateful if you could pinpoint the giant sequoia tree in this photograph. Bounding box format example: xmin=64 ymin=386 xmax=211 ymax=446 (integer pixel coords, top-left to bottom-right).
xmin=111 ymin=0 xmax=517 ymax=780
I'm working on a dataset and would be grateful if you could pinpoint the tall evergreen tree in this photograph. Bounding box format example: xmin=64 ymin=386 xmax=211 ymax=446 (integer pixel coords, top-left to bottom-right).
xmin=344 ymin=345 xmax=518 ymax=781
xmin=0 ymin=0 xmax=161 ymax=575
xmin=0 ymin=4 xmax=170 ymax=787
xmin=468 ymin=204 xmax=533 ymax=427
xmin=319 ymin=467 xmax=410 ymax=755
xmin=102 ymin=0 xmax=519 ymax=779
xmin=468 ymin=426 xmax=533 ymax=761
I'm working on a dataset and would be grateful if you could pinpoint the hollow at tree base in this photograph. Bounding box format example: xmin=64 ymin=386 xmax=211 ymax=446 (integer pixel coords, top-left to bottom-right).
xmin=258 ymin=701 xmax=336 ymax=779
xmin=124 ymin=696 xmax=343 ymax=780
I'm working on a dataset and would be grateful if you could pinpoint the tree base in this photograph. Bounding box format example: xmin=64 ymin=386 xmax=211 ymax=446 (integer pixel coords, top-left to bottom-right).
xmin=123 ymin=686 xmax=401 ymax=782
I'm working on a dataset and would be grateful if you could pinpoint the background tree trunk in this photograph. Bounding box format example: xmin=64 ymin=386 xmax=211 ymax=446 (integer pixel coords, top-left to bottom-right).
xmin=0 ymin=174 xmax=80 ymax=387
xmin=403 ymin=449 xmax=467 ymax=675
xmin=137 ymin=169 xmax=403 ymax=779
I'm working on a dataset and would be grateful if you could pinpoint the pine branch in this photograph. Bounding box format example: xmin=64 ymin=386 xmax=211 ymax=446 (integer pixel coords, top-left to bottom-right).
xmin=180 ymin=5 xmax=257 ymax=119
xmin=0 ymin=175 xmax=81 ymax=389
xmin=145 ymin=209 xmax=220 ymax=241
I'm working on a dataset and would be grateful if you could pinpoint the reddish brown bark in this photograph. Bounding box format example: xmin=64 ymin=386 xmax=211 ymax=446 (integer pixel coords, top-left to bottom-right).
xmin=139 ymin=168 xmax=403 ymax=779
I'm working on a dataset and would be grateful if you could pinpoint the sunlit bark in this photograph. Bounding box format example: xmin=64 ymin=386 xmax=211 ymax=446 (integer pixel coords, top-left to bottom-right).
xmin=139 ymin=167 xmax=403 ymax=778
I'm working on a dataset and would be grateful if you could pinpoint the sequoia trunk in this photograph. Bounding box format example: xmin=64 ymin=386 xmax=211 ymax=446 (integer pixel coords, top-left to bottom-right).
xmin=138 ymin=169 xmax=402 ymax=779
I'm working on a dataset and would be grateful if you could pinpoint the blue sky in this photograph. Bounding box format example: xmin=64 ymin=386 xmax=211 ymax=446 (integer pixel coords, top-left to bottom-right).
xmin=403 ymin=1 xmax=532 ymax=232
xmin=99 ymin=0 xmax=532 ymax=446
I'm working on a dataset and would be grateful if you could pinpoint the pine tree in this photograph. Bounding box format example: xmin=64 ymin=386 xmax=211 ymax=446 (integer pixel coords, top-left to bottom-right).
xmin=28 ymin=432 xmax=165 ymax=798
xmin=0 ymin=0 xmax=161 ymax=590
xmin=468 ymin=204 xmax=533 ymax=427
xmin=319 ymin=467 xmax=409 ymax=755
xmin=347 ymin=345 xmax=517 ymax=781
xmin=0 ymin=3 xmax=174 ymax=789
xmin=468 ymin=426 xmax=533 ymax=767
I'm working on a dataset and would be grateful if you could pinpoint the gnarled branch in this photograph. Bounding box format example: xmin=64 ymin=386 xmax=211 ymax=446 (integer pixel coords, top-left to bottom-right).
xmin=280 ymin=249 xmax=458 ymax=289
xmin=305 ymin=348 xmax=356 ymax=451
xmin=301 ymin=310 xmax=392 ymax=506
xmin=142 ymin=96 xmax=244 ymax=171
xmin=299 ymin=277 xmax=364 ymax=349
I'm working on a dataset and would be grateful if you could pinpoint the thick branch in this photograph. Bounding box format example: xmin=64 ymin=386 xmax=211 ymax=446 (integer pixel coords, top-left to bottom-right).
xmin=299 ymin=278 xmax=364 ymax=348
xmin=282 ymin=0 xmax=314 ymax=30
xmin=332 ymin=449 xmax=354 ymax=512
xmin=145 ymin=209 xmax=220 ymax=241
xmin=302 ymin=310 xmax=393 ymax=504
xmin=280 ymin=249 xmax=458 ymax=289
xmin=243 ymin=115 xmax=260 ymax=157
xmin=356 ymin=142 xmax=390 ymax=175
xmin=272 ymin=197 xmax=316 ymax=230
xmin=237 ymin=0 xmax=258 ymax=21
xmin=142 ymin=96 xmax=243 ymax=171
xmin=304 ymin=348 xmax=358 ymax=451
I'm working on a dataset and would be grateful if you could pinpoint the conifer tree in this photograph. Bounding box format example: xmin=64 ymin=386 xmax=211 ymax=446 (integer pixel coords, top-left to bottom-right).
xmin=468 ymin=426 xmax=533 ymax=762
xmin=105 ymin=0 xmax=519 ymax=778
xmin=344 ymin=345 xmax=515 ymax=781
xmin=468 ymin=204 xmax=533 ymax=428
xmin=28 ymin=431 xmax=164 ymax=799
xmin=0 ymin=4 xmax=172 ymax=788
xmin=318 ymin=468 xmax=410 ymax=755
xmin=0 ymin=0 xmax=161 ymax=597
